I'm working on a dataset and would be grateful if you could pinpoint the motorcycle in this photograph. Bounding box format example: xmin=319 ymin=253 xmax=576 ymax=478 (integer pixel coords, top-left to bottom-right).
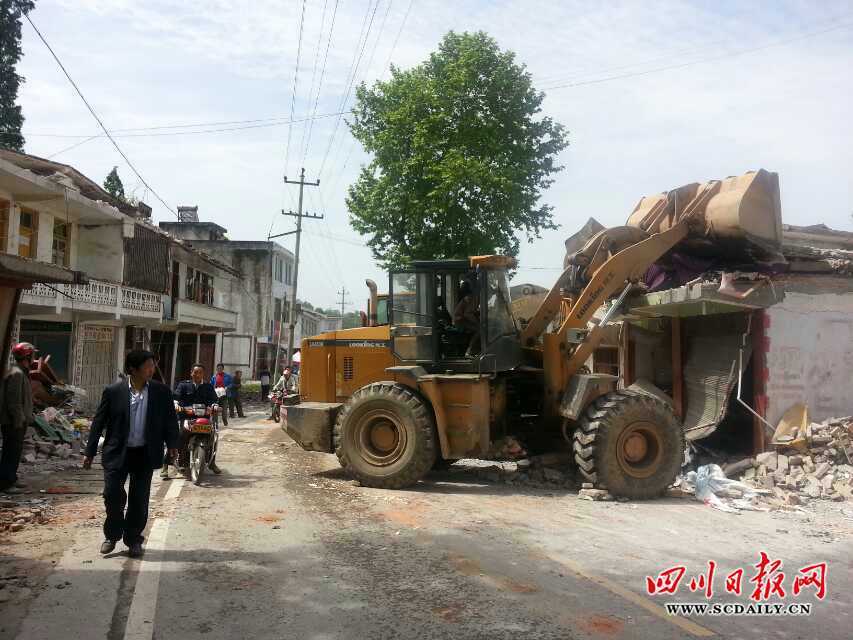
xmin=269 ymin=390 xmax=299 ymax=423
xmin=177 ymin=403 xmax=220 ymax=485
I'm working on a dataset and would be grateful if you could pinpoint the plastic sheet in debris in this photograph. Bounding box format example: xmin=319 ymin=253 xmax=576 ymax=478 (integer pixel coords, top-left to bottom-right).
xmin=681 ymin=464 xmax=770 ymax=514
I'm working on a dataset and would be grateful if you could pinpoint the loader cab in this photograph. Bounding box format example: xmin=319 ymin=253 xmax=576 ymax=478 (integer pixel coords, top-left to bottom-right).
xmin=388 ymin=258 xmax=522 ymax=373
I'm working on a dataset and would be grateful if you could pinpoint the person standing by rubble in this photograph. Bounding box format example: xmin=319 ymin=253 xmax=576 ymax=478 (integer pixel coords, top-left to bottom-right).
xmin=259 ymin=367 xmax=271 ymax=402
xmin=211 ymin=364 xmax=231 ymax=427
xmin=227 ymin=370 xmax=245 ymax=419
xmin=0 ymin=343 xmax=37 ymax=492
xmin=83 ymin=350 xmax=179 ymax=558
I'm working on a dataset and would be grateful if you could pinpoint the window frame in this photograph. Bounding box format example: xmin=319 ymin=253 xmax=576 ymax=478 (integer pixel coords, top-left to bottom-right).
xmin=52 ymin=220 xmax=70 ymax=266
xmin=18 ymin=207 xmax=39 ymax=259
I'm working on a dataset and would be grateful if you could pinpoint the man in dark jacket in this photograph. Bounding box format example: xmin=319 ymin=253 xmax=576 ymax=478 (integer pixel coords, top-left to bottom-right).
xmin=164 ymin=363 xmax=220 ymax=478
xmin=83 ymin=350 xmax=178 ymax=558
xmin=1 ymin=343 xmax=36 ymax=492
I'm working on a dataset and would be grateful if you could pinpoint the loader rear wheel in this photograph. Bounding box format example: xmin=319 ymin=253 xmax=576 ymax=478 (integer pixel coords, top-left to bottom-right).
xmin=573 ymin=391 xmax=683 ymax=499
xmin=334 ymin=382 xmax=437 ymax=489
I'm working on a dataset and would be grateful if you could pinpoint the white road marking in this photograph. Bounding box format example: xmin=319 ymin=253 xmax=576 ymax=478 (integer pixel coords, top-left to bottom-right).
xmin=164 ymin=478 xmax=185 ymax=500
xmin=124 ymin=477 xmax=185 ymax=639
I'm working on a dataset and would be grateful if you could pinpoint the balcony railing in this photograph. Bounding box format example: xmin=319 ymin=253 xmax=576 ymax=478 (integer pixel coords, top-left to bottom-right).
xmin=21 ymin=280 xmax=162 ymax=319
xmin=172 ymin=298 xmax=238 ymax=331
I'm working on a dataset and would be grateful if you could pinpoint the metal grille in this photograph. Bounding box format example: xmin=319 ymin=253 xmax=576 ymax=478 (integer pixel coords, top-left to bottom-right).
xmin=76 ymin=325 xmax=115 ymax=412
xmin=343 ymin=356 xmax=354 ymax=381
xmin=682 ymin=316 xmax=752 ymax=440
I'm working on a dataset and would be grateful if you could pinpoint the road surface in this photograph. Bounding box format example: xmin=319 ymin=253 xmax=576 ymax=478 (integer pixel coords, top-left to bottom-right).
xmin=1 ymin=410 xmax=851 ymax=639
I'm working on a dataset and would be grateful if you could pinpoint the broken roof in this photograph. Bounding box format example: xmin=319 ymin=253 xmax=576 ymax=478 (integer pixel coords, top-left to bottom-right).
xmin=0 ymin=148 xmax=141 ymax=217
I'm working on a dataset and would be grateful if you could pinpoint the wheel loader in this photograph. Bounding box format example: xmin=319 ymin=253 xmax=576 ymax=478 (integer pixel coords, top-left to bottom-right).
xmin=284 ymin=169 xmax=783 ymax=498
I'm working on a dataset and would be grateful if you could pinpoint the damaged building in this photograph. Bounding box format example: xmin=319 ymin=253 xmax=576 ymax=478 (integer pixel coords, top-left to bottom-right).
xmin=568 ymin=187 xmax=853 ymax=461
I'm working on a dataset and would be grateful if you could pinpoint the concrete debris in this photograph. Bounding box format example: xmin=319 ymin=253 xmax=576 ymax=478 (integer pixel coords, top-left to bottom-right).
xmin=578 ymin=488 xmax=613 ymax=501
xmin=0 ymin=497 xmax=54 ymax=533
xmin=735 ymin=415 xmax=853 ymax=508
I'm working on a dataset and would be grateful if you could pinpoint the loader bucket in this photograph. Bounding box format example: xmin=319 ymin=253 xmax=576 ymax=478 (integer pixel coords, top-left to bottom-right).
xmin=627 ymin=169 xmax=783 ymax=261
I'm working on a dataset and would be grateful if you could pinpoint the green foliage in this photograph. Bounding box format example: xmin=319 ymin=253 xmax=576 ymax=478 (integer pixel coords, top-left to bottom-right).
xmin=0 ymin=0 xmax=35 ymax=153
xmin=347 ymin=31 xmax=568 ymax=270
xmin=103 ymin=166 xmax=126 ymax=201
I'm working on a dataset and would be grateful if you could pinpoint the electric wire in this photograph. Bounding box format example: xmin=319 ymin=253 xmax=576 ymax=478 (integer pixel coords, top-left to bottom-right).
xmin=318 ymin=0 xmax=381 ymax=177
xmin=23 ymin=13 xmax=179 ymax=219
xmin=543 ymin=20 xmax=853 ymax=91
xmin=282 ymin=0 xmax=308 ymax=178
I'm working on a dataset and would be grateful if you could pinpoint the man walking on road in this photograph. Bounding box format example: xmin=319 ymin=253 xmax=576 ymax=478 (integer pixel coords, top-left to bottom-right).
xmin=211 ymin=363 xmax=231 ymax=426
xmin=228 ymin=370 xmax=245 ymax=419
xmin=1 ymin=343 xmax=36 ymax=492
xmin=83 ymin=350 xmax=178 ymax=558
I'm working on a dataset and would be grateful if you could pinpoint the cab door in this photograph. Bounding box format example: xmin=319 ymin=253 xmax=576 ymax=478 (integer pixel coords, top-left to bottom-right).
xmin=389 ymin=271 xmax=435 ymax=363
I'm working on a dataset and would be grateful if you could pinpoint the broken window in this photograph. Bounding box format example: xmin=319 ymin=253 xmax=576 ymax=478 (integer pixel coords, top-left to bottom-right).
xmin=52 ymin=221 xmax=69 ymax=266
xmin=18 ymin=208 xmax=38 ymax=259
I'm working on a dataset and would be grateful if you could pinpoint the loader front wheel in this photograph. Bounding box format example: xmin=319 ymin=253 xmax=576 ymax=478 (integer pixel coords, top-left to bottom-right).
xmin=573 ymin=391 xmax=683 ymax=499
xmin=334 ymin=382 xmax=437 ymax=489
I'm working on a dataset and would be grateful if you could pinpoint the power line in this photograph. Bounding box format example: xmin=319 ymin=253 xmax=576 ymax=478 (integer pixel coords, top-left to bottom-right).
xmin=23 ymin=13 xmax=179 ymax=219
xmin=7 ymin=110 xmax=351 ymax=140
xmin=300 ymin=0 xmax=340 ymax=166
xmin=318 ymin=0 xmax=381 ymax=177
xmin=282 ymin=0 xmax=309 ymax=178
xmin=543 ymin=20 xmax=853 ymax=91
xmin=46 ymin=134 xmax=100 ymax=159
xmin=298 ymin=0 xmax=332 ymax=164
xmin=321 ymin=0 xmax=394 ymax=193
xmin=381 ymin=0 xmax=414 ymax=80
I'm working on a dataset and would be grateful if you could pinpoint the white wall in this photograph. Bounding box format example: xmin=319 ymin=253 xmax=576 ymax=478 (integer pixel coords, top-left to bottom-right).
xmin=76 ymin=224 xmax=124 ymax=281
xmin=765 ymin=290 xmax=853 ymax=426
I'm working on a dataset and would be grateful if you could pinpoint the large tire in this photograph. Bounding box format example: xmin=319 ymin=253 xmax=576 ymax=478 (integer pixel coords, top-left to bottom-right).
xmin=334 ymin=382 xmax=437 ymax=489
xmin=573 ymin=391 xmax=683 ymax=499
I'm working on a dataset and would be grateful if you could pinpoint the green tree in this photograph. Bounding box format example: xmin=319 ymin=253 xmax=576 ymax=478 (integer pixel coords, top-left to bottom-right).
xmin=346 ymin=31 xmax=568 ymax=269
xmin=0 ymin=0 xmax=35 ymax=153
xmin=103 ymin=166 xmax=126 ymax=201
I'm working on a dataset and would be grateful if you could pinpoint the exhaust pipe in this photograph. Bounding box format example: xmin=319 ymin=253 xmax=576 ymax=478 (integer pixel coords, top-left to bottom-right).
xmin=365 ymin=279 xmax=378 ymax=327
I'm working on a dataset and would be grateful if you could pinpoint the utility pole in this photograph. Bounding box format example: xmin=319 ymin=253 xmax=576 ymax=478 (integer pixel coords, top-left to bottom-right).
xmin=337 ymin=287 xmax=350 ymax=318
xmin=278 ymin=168 xmax=321 ymax=378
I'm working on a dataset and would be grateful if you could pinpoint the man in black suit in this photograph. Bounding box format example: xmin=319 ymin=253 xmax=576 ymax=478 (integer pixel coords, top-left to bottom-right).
xmin=83 ymin=350 xmax=178 ymax=558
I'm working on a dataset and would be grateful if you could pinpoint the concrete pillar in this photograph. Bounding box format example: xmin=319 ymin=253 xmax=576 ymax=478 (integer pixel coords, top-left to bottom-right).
xmin=115 ymin=326 xmax=127 ymax=376
xmin=170 ymin=330 xmax=180 ymax=387
xmin=195 ymin=332 xmax=201 ymax=363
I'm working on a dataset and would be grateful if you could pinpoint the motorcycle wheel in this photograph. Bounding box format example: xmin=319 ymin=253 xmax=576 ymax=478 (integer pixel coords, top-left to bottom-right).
xmin=272 ymin=404 xmax=280 ymax=423
xmin=190 ymin=441 xmax=205 ymax=485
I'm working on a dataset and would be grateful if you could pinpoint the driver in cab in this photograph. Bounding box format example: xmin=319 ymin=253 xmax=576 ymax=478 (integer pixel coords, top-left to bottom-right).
xmin=162 ymin=363 xmax=221 ymax=478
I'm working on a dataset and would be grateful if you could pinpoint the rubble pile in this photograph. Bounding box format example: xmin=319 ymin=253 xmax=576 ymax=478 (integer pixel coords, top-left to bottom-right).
xmin=736 ymin=416 xmax=853 ymax=507
xmin=0 ymin=497 xmax=53 ymax=533
xmin=463 ymin=452 xmax=581 ymax=489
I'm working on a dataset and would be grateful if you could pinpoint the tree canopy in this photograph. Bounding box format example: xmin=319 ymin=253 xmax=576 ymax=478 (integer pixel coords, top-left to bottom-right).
xmin=103 ymin=166 xmax=126 ymax=201
xmin=346 ymin=31 xmax=568 ymax=269
xmin=0 ymin=0 xmax=35 ymax=153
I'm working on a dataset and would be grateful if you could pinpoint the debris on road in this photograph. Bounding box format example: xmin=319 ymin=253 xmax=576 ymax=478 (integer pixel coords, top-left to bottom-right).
xmin=734 ymin=416 xmax=853 ymax=507
xmin=681 ymin=464 xmax=769 ymax=513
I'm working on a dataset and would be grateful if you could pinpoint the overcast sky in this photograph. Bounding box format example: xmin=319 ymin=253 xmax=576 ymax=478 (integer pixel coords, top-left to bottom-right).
xmin=17 ymin=0 xmax=853 ymax=311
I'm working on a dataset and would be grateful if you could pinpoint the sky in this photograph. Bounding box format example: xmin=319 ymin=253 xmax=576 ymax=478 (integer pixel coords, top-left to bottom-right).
xmin=16 ymin=0 xmax=853 ymax=311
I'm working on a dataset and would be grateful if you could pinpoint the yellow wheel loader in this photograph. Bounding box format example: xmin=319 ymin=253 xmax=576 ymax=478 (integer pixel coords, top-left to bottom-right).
xmin=285 ymin=169 xmax=782 ymax=498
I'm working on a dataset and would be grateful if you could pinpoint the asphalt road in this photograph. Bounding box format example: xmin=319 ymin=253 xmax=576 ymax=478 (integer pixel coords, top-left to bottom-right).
xmin=3 ymin=412 xmax=852 ymax=639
